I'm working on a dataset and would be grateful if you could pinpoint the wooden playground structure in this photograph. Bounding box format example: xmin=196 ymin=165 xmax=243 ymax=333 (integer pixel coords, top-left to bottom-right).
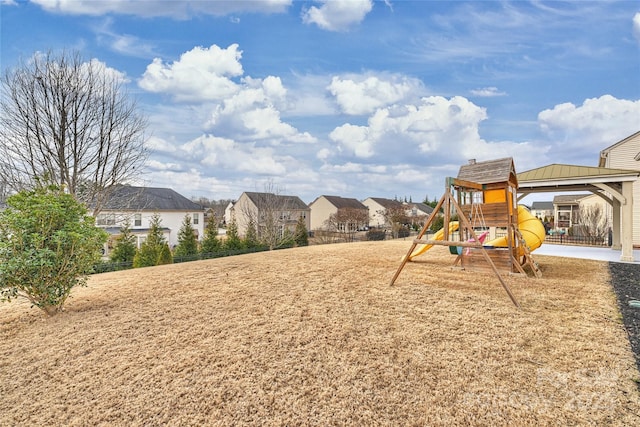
xmin=390 ymin=158 xmax=545 ymax=308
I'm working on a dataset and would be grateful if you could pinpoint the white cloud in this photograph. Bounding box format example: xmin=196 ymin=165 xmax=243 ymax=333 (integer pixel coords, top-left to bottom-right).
xmin=181 ymin=134 xmax=286 ymax=175
xmin=205 ymin=76 xmax=316 ymax=144
xmin=470 ymin=87 xmax=507 ymax=97
xmin=328 ymin=74 xmax=422 ymax=115
xmin=146 ymin=159 xmax=185 ymax=172
xmin=93 ymin=18 xmax=158 ymax=57
xmin=31 ymin=0 xmax=291 ymax=18
xmin=139 ymin=44 xmax=243 ymax=102
xmin=329 ymin=123 xmax=372 ymax=157
xmin=330 ymin=96 xmax=487 ymax=159
xmin=77 ymin=57 xmax=130 ymax=83
xmin=538 ymin=95 xmax=640 ymax=154
xmin=145 ymin=136 xmax=177 ymax=154
xmin=328 ymin=95 xmax=547 ymax=172
xmin=302 ymin=0 xmax=373 ymax=31
xmin=633 ymin=12 xmax=640 ymax=43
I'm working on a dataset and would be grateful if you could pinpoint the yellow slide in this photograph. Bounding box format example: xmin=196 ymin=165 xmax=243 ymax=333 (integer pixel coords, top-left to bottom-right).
xmin=409 ymin=221 xmax=459 ymax=260
xmin=483 ymin=205 xmax=546 ymax=252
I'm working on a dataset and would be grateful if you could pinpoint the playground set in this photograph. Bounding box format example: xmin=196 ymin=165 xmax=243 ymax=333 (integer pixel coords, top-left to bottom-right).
xmin=390 ymin=158 xmax=546 ymax=308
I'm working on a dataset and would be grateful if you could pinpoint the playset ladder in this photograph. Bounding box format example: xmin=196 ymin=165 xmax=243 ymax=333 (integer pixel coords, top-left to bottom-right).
xmin=514 ymin=229 xmax=542 ymax=278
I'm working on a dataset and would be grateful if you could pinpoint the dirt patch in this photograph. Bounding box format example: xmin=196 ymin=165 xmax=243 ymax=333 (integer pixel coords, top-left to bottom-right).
xmin=1 ymin=241 xmax=639 ymax=426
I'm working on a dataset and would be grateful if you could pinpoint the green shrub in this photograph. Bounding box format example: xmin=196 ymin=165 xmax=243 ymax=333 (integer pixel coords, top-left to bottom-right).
xmin=0 ymin=184 xmax=107 ymax=315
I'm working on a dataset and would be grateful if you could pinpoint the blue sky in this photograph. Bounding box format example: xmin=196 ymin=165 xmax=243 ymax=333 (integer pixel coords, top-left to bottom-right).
xmin=1 ymin=0 xmax=639 ymax=205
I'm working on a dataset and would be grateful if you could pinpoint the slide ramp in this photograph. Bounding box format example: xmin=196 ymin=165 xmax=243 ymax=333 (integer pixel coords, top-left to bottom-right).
xmin=408 ymin=221 xmax=459 ymax=260
xmin=484 ymin=205 xmax=546 ymax=252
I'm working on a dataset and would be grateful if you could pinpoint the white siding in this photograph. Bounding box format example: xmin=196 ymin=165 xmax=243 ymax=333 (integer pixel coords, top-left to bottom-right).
xmin=602 ymin=132 xmax=640 ymax=246
xmin=100 ymin=210 xmax=205 ymax=249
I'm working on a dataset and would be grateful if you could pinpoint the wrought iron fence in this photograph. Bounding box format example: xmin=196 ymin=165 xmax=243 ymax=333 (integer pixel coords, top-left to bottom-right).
xmin=543 ymin=234 xmax=610 ymax=247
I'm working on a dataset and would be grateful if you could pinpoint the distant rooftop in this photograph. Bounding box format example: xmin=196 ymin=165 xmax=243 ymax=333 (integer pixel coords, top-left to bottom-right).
xmin=100 ymin=185 xmax=203 ymax=211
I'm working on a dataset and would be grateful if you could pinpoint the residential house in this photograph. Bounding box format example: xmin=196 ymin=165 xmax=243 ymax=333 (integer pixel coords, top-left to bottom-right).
xmin=224 ymin=201 xmax=235 ymax=226
xmin=530 ymin=201 xmax=553 ymax=222
xmin=95 ymin=185 xmax=204 ymax=255
xmin=599 ymin=130 xmax=640 ymax=247
xmin=362 ymin=197 xmax=405 ymax=228
xmin=308 ymin=195 xmax=369 ymax=232
xmin=552 ymin=194 xmax=589 ymax=232
xmin=404 ymin=202 xmax=434 ymax=229
xmin=229 ymin=192 xmax=310 ymax=238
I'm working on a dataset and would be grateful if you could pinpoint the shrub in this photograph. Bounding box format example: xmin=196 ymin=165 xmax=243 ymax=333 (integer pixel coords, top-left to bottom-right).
xmin=366 ymin=229 xmax=386 ymax=241
xmin=0 ymin=184 xmax=107 ymax=315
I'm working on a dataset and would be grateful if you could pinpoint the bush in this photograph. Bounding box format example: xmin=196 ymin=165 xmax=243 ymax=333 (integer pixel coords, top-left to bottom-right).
xmin=366 ymin=229 xmax=386 ymax=241
xmin=397 ymin=228 xmax=410 ymax=238
xmin=0 ymin=184 xmax=107 ymax=315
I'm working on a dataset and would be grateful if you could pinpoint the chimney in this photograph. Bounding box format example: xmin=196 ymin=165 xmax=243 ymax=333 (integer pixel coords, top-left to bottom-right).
xmin=468 ymin=159 xmax=476 ymax=165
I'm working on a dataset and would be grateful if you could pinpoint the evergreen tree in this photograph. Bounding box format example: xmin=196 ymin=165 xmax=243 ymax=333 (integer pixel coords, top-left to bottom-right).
xmin=294 ymin=215 xmax=309 ymax=247
xmin=174 ymin=214 xmax=198 ymax=257
xmin=110 ymin=218 xmax=137 ymax=263
xmin=243 ymin=218 xmax=260 ymax=249
xmin=280 ymin=228 xmax=295 ymax=248
xmin=200 ymin=209 xmax=221 ymax=254
xmin=133 ymin=213 xmax=173 ymax=267
xmin=224 ymin=217 xmax=244 ymax=250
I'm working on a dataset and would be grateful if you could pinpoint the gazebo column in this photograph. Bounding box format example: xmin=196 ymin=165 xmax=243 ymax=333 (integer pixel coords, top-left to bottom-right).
xmin=620 ymin=181 xmax=634 ymax=262
xmin=611 ymin=198 xmax=621 ymax=250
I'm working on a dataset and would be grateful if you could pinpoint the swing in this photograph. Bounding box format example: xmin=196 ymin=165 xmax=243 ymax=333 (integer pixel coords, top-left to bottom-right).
xmin=464 ymin=198 xmax=490 ymax=254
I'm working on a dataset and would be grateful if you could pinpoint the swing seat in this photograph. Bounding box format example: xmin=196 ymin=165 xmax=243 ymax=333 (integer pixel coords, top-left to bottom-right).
xmin=464 ymin=231 xmax=490 ymax=255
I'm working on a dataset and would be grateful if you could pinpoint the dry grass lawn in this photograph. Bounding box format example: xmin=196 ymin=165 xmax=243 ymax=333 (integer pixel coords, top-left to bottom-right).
xmin=1 ymin=241 xmax=639 ymax=426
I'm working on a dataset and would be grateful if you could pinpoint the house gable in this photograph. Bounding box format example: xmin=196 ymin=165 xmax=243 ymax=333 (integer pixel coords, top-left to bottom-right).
xmin=232 ymin=192 xmax=310 ymax=237
xmin=599 ymin=130 xmax=640 ymax=168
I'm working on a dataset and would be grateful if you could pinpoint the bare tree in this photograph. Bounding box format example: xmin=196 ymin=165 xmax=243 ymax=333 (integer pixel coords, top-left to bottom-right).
xmin=383 ymin=205 xmax=410 ymax=238
xmin=576 ymin=204 xmax=608 ymax=241
xmin=325 ymin=207 xmax=369 ymax=242
xmin=237 ymin=182 xmax=306 ymax=250
xmin=0 ymin=50 xmax=148 ymax=214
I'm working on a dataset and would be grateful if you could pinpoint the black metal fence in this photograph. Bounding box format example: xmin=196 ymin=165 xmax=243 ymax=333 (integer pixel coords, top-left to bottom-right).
xmin=543 ymin=234 xmax=610 ymax=247
xmin=92 ymin=245 xmax=284 ymax=274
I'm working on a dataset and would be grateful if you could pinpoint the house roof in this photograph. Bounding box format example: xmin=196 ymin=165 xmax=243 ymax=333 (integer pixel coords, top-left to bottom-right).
xmin=318 ymin=195 xmax=367 ymax=210
xmin=531 ymin=201 xmax=553 ymax=210
xmin=409 ymin=202 xmax=434 ymax=214
xmin=366 ymin=197 xmax=404 ymax=209
xmin=101 ymin=185 xmax=203 ymax=211
xmin=598 ymin=130 xmax=640 ymax=167
xmin=243 ymin=192 xmax=309 ymax=210
xmin=518 ymin=163 xmax=638 ymax=182
xmin=457 ymin=157 xmax=515 ymax=185
xmin=552 ymin=194 xmax=590 ymax=204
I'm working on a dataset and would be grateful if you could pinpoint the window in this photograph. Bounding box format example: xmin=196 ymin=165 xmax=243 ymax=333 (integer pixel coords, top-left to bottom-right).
xmin=193 ymin=213 xmax=199 ymax=225
xmin=96 ymin=213 xmax=116 ymax=226
xmin=134 ymin=213 xmax=142 ymax=227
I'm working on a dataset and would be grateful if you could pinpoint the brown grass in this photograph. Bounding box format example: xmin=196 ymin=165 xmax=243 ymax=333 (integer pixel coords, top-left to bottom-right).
xmin=1 ymin=241 xmax=639 ymax=426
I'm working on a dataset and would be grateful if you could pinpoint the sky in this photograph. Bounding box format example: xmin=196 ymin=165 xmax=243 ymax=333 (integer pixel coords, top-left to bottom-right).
xmin=1 ymin=0 xmax=639 ymax=205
